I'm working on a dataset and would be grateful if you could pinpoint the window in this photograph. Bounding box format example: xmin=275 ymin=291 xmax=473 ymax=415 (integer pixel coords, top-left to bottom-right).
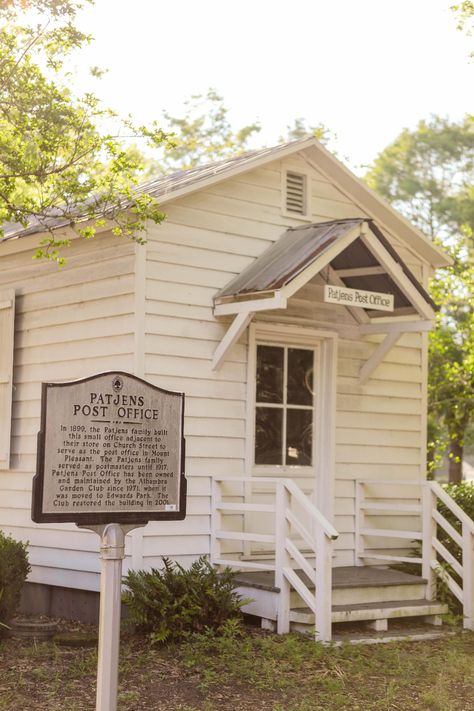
xmin=254 ymin=344 xmax=315 ymax=467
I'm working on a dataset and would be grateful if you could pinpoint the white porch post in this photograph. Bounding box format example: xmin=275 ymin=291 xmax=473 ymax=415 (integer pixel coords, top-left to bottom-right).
xmin=462 ymin=524 xmax=474 ymax=630
xmin=422 ymin=483 xmax=437 ymax=601
xmin=275 ymin=481 xmax=291 ymax=634
xmin=314 ymin=528 xmax=333 ymax=642
xmin=354 ymin=480 xmax=364 ymax=566
xmin=315 ymin=336 xmax=337 ymax=522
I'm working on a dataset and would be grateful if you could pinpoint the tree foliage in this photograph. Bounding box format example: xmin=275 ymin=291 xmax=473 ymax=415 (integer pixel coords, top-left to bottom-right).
xmin=0 ymin=0 xmax=171 ymax=263
xmin=365 ymin=115 xmax=474 ymax=241
xmin=279 ymin=117 xmax=333 ymax=144
xmin=138 ymin=94 xmax=334 ymax=178
xmin=429 ymin=247 xmax=474 ymax=481
xmin=366 ymin=115 xmax=474 ymax=482
xmin=146 ymin=88 xmax=261 ymax=175
xmin=451 ymin=1 xmax=474 ymax=57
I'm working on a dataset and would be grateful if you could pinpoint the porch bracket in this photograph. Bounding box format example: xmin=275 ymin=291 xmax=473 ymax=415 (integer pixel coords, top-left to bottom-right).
xmin=213 ymin=291 xmax=287 ymax=316
xmin=212 ymin=311 xmax=254 ymax=371
xmin=359 ymin=332 xmax=401 ymax=385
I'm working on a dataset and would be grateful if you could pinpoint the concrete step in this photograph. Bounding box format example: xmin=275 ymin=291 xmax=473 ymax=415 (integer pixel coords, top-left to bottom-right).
xmin=331 ymin=625 xmax=458 ymax=646
xmin=289 ymin=598 xmax=449 ymax=626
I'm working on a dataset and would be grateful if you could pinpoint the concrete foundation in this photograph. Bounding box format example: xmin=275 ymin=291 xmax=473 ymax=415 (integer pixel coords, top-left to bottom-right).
xmin=19 ymin=582 xmax=101 ymax=624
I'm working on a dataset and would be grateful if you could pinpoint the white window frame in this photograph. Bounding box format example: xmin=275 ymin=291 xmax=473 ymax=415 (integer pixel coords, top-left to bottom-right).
xmin=246 ymin=322 xmax=337 ymax=520
xmin=252 ymin=342 xmax=319 ymax=473
xmin=281 ymin=165 xmax=313 ymax=222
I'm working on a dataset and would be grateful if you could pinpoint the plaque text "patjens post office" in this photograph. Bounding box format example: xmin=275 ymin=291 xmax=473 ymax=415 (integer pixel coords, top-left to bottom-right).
xmin=32 ymin=372 xmax=186 ymax=525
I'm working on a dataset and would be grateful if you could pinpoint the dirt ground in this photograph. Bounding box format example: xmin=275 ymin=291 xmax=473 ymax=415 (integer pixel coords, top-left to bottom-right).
xmin=1 ymin=617 xmax=474 ymax=711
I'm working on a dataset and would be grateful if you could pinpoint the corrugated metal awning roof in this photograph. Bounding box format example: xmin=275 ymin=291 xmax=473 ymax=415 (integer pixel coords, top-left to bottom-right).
xmin=217 ymin=219 xmax=363 ymax=299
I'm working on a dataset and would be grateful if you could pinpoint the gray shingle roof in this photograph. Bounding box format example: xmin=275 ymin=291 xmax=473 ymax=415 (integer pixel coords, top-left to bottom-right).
xmin=0 ymin=138 xmax=315 ymax=241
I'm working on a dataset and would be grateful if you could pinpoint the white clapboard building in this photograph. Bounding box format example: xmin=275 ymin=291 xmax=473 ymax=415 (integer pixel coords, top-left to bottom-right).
xmin=1 ymin=136 xmax=473 ymax=641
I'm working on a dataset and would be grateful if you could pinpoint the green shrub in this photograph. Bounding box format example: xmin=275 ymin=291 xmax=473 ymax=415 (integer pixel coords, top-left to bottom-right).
xmin=0 ymin=531 xmax=30 ymax=630
xmin=437 ymin=481 xmax=474 ymax=563
xmin=122 ymin=556 xmax=249 ymax=643
xmin=444 ymin=481 xmax=474 ymax=521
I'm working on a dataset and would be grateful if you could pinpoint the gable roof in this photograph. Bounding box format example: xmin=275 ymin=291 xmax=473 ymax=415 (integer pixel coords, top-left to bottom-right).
xmin=1 ymin=136 xmax=449 ymax=268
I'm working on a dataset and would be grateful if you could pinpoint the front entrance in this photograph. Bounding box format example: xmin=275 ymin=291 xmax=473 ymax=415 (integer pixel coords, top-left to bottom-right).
xmin=244 ymin=323 xmax=337 ymax=553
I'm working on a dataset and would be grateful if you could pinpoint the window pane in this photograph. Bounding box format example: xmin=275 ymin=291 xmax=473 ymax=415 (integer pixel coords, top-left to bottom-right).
xmin=255 ymin=407 xmax=283 ymax=464
xmin=256 ymin=345 xmax=283 ymax=403
xmin=287 ymin=348 xmax=313 ymax=405
xmin=286 ymin=409 xmax=312 ymax=465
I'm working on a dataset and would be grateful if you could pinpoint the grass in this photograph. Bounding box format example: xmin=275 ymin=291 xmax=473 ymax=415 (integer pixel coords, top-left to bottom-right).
xmin=0 ymin=622 xmax=474 ymax=710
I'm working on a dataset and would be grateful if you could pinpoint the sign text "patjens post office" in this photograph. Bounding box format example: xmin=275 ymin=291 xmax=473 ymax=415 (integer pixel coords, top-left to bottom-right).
xmin=324 ymin=284 xmax=394 ymax=312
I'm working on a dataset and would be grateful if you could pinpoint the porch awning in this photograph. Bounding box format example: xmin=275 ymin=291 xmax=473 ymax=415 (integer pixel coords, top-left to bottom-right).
xmin=215 ymin=218 xmax=435 ymax=315
xmin=211 ymin=218 xmax=437 ymax=374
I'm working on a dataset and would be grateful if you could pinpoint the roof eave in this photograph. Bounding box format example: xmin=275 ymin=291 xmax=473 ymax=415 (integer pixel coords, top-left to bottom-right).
xmin=155 ymin=137 xmax=320 ymax=206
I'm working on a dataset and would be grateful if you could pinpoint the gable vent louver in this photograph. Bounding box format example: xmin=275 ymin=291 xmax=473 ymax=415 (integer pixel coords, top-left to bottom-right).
xmin=286 ymin=171 xmax=306 ymax=215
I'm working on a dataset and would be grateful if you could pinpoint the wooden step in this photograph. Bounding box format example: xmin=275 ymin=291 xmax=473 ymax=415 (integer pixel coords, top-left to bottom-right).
xmin=234 ymin=565 xmax=428 ymax=610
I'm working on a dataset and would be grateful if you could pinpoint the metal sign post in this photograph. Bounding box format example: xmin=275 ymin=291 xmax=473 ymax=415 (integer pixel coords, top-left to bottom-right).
xmin=97 ymin=524 xmax=123 ymax=711
xmin=32 ymin=372 xmax=187 ymax=711
xmin=81 ymin=523 xmax=144 ymax=711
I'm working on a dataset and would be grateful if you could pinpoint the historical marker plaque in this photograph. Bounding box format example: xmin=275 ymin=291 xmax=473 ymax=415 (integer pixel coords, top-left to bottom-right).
xmin=32 ymin=372 xmax=186 ymax=524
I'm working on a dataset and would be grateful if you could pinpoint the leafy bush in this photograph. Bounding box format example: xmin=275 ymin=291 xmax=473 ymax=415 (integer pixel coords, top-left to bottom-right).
xmin=0 ymin=532 xmax=30 ymax=630
xmin=437 ymin=481 xmax=474 ymax=564
xmin=444 ymin=481 xmax=474 ymax=521
xmin=122 ymin=556 xmax=249 ymax=643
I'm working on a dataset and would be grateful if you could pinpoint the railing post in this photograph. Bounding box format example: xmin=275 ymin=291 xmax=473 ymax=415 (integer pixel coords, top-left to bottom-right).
xmin=422 ymin=482 xmax=437 ymax=601
xmin=354 ymin=480 xmax=364 ymax=566
xmin=462 ymin=524 xmax=474 ymax=630
xmin=275 ymin=481 xmax=291 ymax=634
xmin=210 ymin=477 xmax=221 ymax=565
xmin=315 ymin=527 xmax=333 ymax=642
xmin=242 ymin=479 xmax=253 ymax=559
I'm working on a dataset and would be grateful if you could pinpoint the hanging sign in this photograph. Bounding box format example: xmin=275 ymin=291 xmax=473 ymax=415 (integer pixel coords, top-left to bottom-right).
xmin=324 ymin=284 xmax=394 ymax=312
xmin=32 ymin=371 xmax=186 ymax=525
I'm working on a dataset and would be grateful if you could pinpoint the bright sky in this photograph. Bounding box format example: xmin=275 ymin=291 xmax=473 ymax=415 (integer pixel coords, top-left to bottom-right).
xmin=75 ymin=0 xmax=472 ymax=173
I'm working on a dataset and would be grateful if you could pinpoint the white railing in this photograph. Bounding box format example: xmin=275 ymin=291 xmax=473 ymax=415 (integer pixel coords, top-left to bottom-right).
xmin=211 ymin=476 xmax=339 ymax=642
xmin=356 ymin=479 xmax=474 ymax=630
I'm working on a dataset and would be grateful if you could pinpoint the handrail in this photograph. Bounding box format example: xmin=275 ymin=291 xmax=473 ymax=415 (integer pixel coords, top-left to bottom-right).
xmin=283 ymin=479 xmax=339 ymax=540
xmin=356 ymin=479 xmax=424 ymax=486
xmin=275 ymin=478 xmax=338 ymax=642
xmin=356 ymin=477 xmax=474 ymax=631
xmin=213 ymin=476 xmax=339 ymax=540
xmin=428 ymin=481 xmax=474 ymax=532
xmin=211 ymin=475 xmax=339 ymax=642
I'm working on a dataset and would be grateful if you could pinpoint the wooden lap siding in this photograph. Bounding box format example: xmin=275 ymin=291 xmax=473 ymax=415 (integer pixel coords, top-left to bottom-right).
xmin=143 ymin=154 xmax=428 ymax=571
xmin=0 ymin=152 xmax=428 ymax=591
xmin=0 ymin=235 xmax=136 ymax=591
